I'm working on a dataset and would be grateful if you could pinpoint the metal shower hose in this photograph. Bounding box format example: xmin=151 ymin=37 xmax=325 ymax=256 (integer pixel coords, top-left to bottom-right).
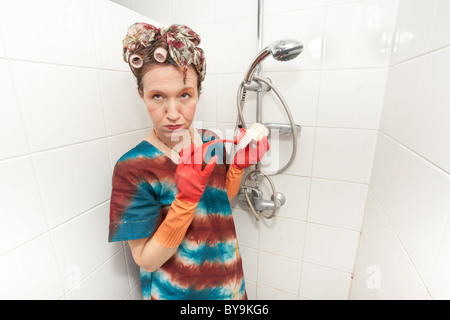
xmin=234 ymin=75 xmax=298 ymax=220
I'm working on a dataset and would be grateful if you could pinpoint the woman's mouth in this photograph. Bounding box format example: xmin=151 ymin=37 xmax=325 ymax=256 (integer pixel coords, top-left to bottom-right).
xmin=165 ymin=124 xmax=183 ymax=131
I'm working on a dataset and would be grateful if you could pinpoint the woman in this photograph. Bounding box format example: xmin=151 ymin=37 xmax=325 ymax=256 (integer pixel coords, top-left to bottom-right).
xmin=108 ymin=23 xmax=268 ymax=300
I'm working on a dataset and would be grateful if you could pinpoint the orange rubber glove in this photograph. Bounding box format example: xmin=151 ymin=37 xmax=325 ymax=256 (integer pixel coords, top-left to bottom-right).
xmin=153 ymin=143 xmax=218 ymax=248
xmin=226 ymin=128 xmax=270 ymax=201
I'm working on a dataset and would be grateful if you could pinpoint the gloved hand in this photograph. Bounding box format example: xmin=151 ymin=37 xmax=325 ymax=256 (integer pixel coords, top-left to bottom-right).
xmin=233 ymin=128 xmax=269 ymax=170
xmin=153 ymin=143 xmax=217 ymax=248
xmin=176 ymin=143 xmax=218 ymax=203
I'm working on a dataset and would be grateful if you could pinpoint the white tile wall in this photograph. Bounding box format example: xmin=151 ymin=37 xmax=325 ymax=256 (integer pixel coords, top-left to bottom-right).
xmin=390 ymin=0 xmax=438 ymax=65
xmin=317 ymin=68 xmax=387 ymax=129
xmin=308 ymin=178 xmax=368 ymax=231
xmin=2 ymin=0 xmax=447 ymax=300
xmin=351 ymin=0 xmax=450 ymax=299
xmin=0 ymin=0 xmax=154 ymax=299
xmin=322 ymin=0 xmax=397 ymax=69
xmin=312 ymin=128 xmax=377 ymax=183
xmin=356 ymin=191 xmax=428 ymax=299
xmin=0 ymin=61 xmax=28 ymax=160
xmin=0 ymin=157 xmax=47 ymax=256
xmin=11 ymin=61 xmax=106 ymax=152
xmin=299 ymin=262 xmax=352 ymax=300
xmin=264 ymin=7 xmax=325 ymax=71
xmin=0 ymin=0 xmax=97 ymax=68
xmin=382 ymin=47 xmax=450 ymax=172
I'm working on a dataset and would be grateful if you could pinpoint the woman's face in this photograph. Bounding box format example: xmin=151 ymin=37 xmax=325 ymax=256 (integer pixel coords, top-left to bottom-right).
xmin=140 ymin=64 xmax=199 ymax=147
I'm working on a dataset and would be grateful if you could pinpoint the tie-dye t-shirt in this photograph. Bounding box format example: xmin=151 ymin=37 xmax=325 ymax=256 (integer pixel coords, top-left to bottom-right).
xmin=108 ymin=130 xmax=247 ymax=300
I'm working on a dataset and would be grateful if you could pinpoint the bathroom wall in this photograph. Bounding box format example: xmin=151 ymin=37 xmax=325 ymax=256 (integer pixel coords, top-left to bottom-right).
xmin=123 ymin=0 xmax=399 ymax=299
xmin=350 ymin=0 xmax=450 ymax=299
xmin=0 ymin=0 xmax=160 ymax=299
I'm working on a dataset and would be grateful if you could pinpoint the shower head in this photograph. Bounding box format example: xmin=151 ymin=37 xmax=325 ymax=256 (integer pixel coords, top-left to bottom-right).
xmin=244 ymin=39 xmax=303 ymax=83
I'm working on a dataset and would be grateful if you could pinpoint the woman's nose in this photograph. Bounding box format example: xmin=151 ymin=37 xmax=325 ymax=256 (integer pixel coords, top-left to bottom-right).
xmin=166 ymin=100 xmax=180 ymax=121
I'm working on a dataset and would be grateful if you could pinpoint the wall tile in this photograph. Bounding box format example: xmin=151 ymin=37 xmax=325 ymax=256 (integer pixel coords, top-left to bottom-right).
xmin=371 ymin=132 xmax=449 ymax=286
xmin=269 ymin=126 xmax=315 ymax=177
xmin=0 ymin=156 xmax=47 ymax=256
xmin=216 ymin=17 xmax=257 ymax=74
xmin=99 ymin=69 xmax=151 ymax=136
xmin=303 ymin=223 xmax=360 ymax=272
xmin=428 ymin=212 xmax=450 ymax=299
xmin=0 ymin=61 xmax=28 ymax=160
xmin=232 ymin=208 xmax=259 ymax=249
xmin=130 ymin=282 xmax=143 ymax=300
xmin=429 ymin=0 xmax=450 ymax=51
xmin=263 ymin=71 xmax=320 ymax=127
xmin=264 ymin=8 xmax=325 ymax=71
xmin=172 ymin=0 xmax=215 ymax=25
xmin=379 ymin=55 xmax=423 ymax=145
xmin=0 ymin=0 xmax=96 ymax=67
xmin=313 ymin=128 xmax=377 ymax=183
xmin=257 ymin=283 xmax=297 ymax=300
xmin=133 ymin=0 xmax=172 ymax=25
xmin=91 ymin=0 xmax=160 ymax=71
xmin=0 ymin=234 xmax=64 ymax=299
xmin=318 ymin=68 xmax=387 ymax=129
xmin=189 ymin=23 xmax=217 ymax=75
xmin=265 ymin=0 xmax=327 ymax=14
xmin=391 ymin=0 xmax=438 ymax=65
xmin=266 ymin=175 xmax=310 ymax=221
xmin=299 ymin=262 xmax=352 ymax=300
xmin=259 ymin=217 xmax=306 ymax=259
xmin=381 ymin=48 xmax=450 ymax=173
xmin=107 ymin=129 xmax=151 ymax=170
xmin=245 ymin=280 xmax=257 ymax=300
xmin=11 ymin=61 xmax=106 ymax=152
xmin=349 ymin=236 xmax=378 ymax=300
xmin=361 ymin=191 xmax=428 ymax=299
xmin=215 ymin=0 xmax=257 ymax=21
xmin=387 ymin=142 xmax=450 ymax=284
xmin=239 ymin=246 xmax=258 ymax=282
xmin=0 ymin=32 xmax=6 ymax=58
xmin=369 ymin=133 xmax=405 ymax=217
xmin=64 ymin=250 xmax=130 ymax=300
xmin=32 ymin=139 xmax=112 ymax=228
xmin=50 ymin=202 xmax=122 ymax=292
xmin=407 ymin=48 xmax=450 ymax=172
xmin=308 ymin=178 xmax=368 ymax=231
xmin=216 ymin=72 xmax=256 ymax=123
xmin=123 ymin=244 xmax=141 ymax=289
xmin=323 ymin=0 xmax=397 ymax=69
xmin=257 ymin=251 xmax=302 ymax=294
xmin=195 ymin=73 xmax=217 ymax=123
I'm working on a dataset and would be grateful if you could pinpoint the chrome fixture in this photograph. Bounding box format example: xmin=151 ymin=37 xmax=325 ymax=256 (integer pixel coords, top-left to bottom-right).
xmin=233 ymin=0 xmax=303 ymax=221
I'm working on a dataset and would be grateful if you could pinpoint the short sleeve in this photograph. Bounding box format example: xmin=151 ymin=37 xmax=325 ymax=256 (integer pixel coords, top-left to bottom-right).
xmin=108 ymin=159 xmax=161 ymax=242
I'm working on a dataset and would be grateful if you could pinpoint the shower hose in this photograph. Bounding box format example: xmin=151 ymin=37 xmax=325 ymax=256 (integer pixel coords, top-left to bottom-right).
xmin=234 ymin=75 xmax=299 ymax=220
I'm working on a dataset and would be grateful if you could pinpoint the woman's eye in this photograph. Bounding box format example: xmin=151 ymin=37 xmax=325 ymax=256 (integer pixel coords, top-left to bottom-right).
xmin=152 ymin=94 xmax=162 ymax=100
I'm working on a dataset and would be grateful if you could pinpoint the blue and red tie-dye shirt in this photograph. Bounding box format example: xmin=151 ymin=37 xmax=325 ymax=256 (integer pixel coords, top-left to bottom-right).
xmin=108 ymin=130 xmax=247 ymax=300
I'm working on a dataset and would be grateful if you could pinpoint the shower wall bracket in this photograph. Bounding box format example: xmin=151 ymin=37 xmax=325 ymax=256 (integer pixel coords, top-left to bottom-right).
xmin=244 ymin=77 xmax=273 ymax=93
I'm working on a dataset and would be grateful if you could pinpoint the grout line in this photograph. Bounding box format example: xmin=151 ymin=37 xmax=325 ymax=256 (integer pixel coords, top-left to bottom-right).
xmin=0 ymin=126 xmax=153 ymax=163
xmin=1 ymin=56 xmax=131 ymax=73
xmin=379 ymin=131 xmax=449 ymax=176
xmin=390 ymin=44 xmax=450 ymax=68
xmin=367 ymin=187 xmax=431 ymax=295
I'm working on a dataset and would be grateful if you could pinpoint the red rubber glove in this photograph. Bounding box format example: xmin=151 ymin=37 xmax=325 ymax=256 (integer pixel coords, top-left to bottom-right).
xmin=176 ymin=143 xmax=218 ymax=203
xmin=153 ymin=143 xmax=218 ymax=248
xmin=233 ymin=128 xmax=269 ymax=170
